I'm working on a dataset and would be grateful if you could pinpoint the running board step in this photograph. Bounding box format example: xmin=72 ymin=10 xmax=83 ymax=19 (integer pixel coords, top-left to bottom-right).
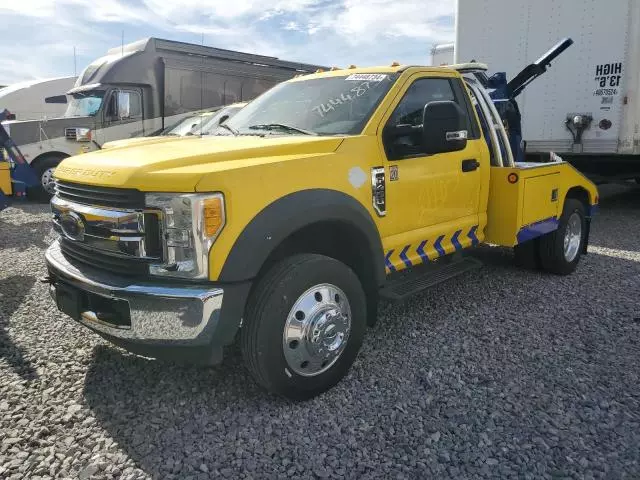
xmin=380 ymin=256 xmax=482 ymax=301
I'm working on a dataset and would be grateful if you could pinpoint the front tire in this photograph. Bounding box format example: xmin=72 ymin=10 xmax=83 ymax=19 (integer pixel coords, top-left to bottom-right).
xmin=241 ymin=254 xmax=366 ymax=400
xmin=33 ymin=155 xmax=65 ymax=197
xmin=538 ymin=198 xmax=586 ymax=275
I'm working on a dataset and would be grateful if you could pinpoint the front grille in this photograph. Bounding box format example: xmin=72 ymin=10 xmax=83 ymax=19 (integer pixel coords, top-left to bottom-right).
xmin=51 ymin=193 xmax=164 ymax=278
xmin=65 ymin=128 xmax=77 ymax=141
xmin=55 ymin=180 xmax=145 ymax=209
xmin=60 ymin=239 xmax=150 ymax=277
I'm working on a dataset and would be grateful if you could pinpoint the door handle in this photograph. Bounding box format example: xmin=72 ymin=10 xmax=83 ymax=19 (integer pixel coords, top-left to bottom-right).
xmin=461 ymin=159 xmax=480 ymax=172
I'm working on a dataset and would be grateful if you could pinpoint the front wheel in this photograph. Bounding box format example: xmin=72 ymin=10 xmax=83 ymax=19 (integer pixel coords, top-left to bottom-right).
xmin=33 ymin=155 xmax=65 ymax=197
xmin=241 ymin=254 xmax=366 ymax=400
xmin=538 ymin=199 xmax=586 ymax=275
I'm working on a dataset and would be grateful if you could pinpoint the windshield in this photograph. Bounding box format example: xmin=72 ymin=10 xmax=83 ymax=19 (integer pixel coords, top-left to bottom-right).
xmin=222 ymin=73 xmax=398 ymax=136
xmin=64 ymin=91 xmax=105 ymax=117
xmin=198 ymin=105 xmax=244 ymax=135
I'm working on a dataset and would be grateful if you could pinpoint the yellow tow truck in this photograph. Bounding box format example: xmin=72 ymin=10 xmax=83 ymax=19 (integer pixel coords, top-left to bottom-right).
xmin=45 ymin=44 xmax=598 ymax=400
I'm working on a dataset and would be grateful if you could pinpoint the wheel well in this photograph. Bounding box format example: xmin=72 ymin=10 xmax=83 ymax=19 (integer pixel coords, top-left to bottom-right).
xmin=257 ymin=220 xmax=380 ymax=325
xmin=30 ymin=151 xmax=69 ymax=171
xmin=565 ymin=186 xmax=590 ymax=210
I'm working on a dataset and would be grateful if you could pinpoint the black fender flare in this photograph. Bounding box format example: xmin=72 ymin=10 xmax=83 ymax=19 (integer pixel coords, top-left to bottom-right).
xmin=218 ymin=189 xmax=386 ymax=286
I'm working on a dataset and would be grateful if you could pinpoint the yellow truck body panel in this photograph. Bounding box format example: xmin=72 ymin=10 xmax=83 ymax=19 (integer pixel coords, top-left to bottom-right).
xmin=0 ymin=161 xmax=12 ymax=195
xmin=485 ymin=163 xmax=598 ymax=247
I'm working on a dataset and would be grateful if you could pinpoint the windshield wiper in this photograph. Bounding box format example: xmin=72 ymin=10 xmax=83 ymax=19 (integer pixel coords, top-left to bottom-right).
xmin=247 ymin=123 xmax=317 ymax=136
xmin=213 ymin=123 xmax=238 ymax=136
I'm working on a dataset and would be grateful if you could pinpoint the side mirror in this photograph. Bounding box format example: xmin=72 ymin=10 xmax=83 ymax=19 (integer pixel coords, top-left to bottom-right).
xmin=422 ymin=100 xmax=468 ymax=154
xmin=45 ymin=95 xmax=68 ymax=104
xmin=117 ymin=91 xmax=130 ymax=120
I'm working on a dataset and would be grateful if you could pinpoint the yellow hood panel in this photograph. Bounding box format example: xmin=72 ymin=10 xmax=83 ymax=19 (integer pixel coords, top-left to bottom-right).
xmin=54 ymin=135 xmax=344 ymax=191
xmin=100 ymin=136 xmax=191 ymax=150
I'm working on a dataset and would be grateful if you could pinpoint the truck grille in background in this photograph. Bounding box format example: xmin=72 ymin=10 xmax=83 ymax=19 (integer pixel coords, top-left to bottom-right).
xmin=65 ymin=128 xmax=77 ymax=141
xmin=55 ymin=180 xmax=145 ymax=209
xmin=60 ymin=240 xmax=150 ymax=277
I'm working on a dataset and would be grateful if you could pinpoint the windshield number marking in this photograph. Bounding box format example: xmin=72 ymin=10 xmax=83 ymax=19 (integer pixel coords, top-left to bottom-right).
xmin=311 ymin=82 xmax=377 ymax=118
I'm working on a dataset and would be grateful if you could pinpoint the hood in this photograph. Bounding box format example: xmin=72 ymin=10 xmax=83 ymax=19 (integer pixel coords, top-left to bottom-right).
xmin=2 ymin=116 xmax=93 ymax=146
xmin=100 ymin=135 xmax=185 ymax=150
xmin=54 ymin=135 xmax=344 ymax=192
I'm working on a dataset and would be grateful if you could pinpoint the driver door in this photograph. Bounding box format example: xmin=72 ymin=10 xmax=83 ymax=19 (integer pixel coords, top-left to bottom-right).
xmin=377 ymin=74 xmax=485 ymax=271
xmin=95 ymin=89 xmax=144 ymax=146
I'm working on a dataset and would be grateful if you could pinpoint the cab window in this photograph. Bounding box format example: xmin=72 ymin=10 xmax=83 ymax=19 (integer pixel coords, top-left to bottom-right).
xmin=383 ymin=77 xmax=471 ymax=160
xmin=106 ymin=90 xmax=142 ymax=121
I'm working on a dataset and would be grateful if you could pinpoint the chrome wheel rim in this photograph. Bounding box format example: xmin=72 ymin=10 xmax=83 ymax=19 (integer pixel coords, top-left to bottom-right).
xmin=563 ymin=212 xmax=582 ymax=262
xmin=41 ymin=167 xmax=56 ymax=194
xmin=282 ymin=283 xmax=351 ymax=377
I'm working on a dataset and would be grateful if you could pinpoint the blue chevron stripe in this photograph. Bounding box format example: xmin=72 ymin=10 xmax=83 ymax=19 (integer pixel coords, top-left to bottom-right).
xmin=399 ymin=245 xmax=412 ymax=268
xmin=451 ymin=230 xmax=463 ymax=251
xmin=416 ymin=240 xmax=429 ymax=264
xmin=433 ymin=235 xmax=446 ymax=257
xmin=384 ymin=250 xmax=396 ymax=273
xmin=467 ymin=225 xmax=479 ymax=246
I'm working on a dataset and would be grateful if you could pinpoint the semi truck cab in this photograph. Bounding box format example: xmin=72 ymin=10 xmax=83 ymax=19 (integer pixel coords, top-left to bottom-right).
xmin=4 ymin=38 xmax=324 ymax=195
xmin=44 ymin=54 xmax=598 ymax=400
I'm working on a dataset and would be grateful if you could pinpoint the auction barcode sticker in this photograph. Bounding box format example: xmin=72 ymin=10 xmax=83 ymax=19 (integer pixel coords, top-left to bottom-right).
xmin=345 ymin=74 xmax=388 ymax=81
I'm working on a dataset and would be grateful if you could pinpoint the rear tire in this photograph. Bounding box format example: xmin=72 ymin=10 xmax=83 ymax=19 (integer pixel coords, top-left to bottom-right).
xmin=241 ymin=254 xmax=366 ymax=401
xmin=538 ymin=199 xmax=586 ymax=275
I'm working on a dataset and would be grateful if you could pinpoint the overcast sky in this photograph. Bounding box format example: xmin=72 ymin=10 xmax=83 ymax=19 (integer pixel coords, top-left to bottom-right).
xmin=0 ymin=0 xmax=455 ymax=84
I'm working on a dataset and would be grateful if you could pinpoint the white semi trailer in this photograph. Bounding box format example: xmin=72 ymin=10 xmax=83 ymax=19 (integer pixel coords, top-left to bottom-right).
xmin=456 ymin=0 xmax=640 ymax=183
xmin=0 ymin=77 xmax=76 ymax=120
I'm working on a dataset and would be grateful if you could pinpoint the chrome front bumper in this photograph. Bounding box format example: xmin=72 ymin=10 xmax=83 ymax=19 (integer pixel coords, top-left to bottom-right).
xmin=45 ymin=240 xmax=224 ymax=344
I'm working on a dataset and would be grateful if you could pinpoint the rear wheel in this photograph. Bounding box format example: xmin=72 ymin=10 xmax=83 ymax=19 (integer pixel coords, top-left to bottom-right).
xmin=538 ymin=199 xmax=586 ymax=275
xmin=241 ymin=254 xmax=366 ymax=400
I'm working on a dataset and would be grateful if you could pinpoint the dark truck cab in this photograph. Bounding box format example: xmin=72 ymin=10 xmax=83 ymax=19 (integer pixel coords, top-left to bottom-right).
xmin=4 ymin=37 xmax=325 ymax=194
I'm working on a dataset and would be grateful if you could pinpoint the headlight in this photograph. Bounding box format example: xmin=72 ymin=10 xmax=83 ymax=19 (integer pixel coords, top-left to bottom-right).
xmin=75 ymin=127 xmax=92 ymax=142
xmin=145 ymin=192 xmax=225 ymax=279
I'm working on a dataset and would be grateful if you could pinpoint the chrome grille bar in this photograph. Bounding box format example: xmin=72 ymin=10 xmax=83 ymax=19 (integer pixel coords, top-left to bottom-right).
xmin=51 ymin=195 xmax=163 ymax=262
xmin=54 ymin=180 xmax=145 ymax=209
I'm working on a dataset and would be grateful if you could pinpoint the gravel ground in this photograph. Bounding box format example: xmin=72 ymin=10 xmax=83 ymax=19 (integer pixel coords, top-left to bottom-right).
xmin=1 ymin=184 xmax=639 ymax=480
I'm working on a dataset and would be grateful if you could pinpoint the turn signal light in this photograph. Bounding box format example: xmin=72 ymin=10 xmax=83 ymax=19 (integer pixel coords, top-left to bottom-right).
xmin=203 ymin=196 xmax=225 ymax=237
